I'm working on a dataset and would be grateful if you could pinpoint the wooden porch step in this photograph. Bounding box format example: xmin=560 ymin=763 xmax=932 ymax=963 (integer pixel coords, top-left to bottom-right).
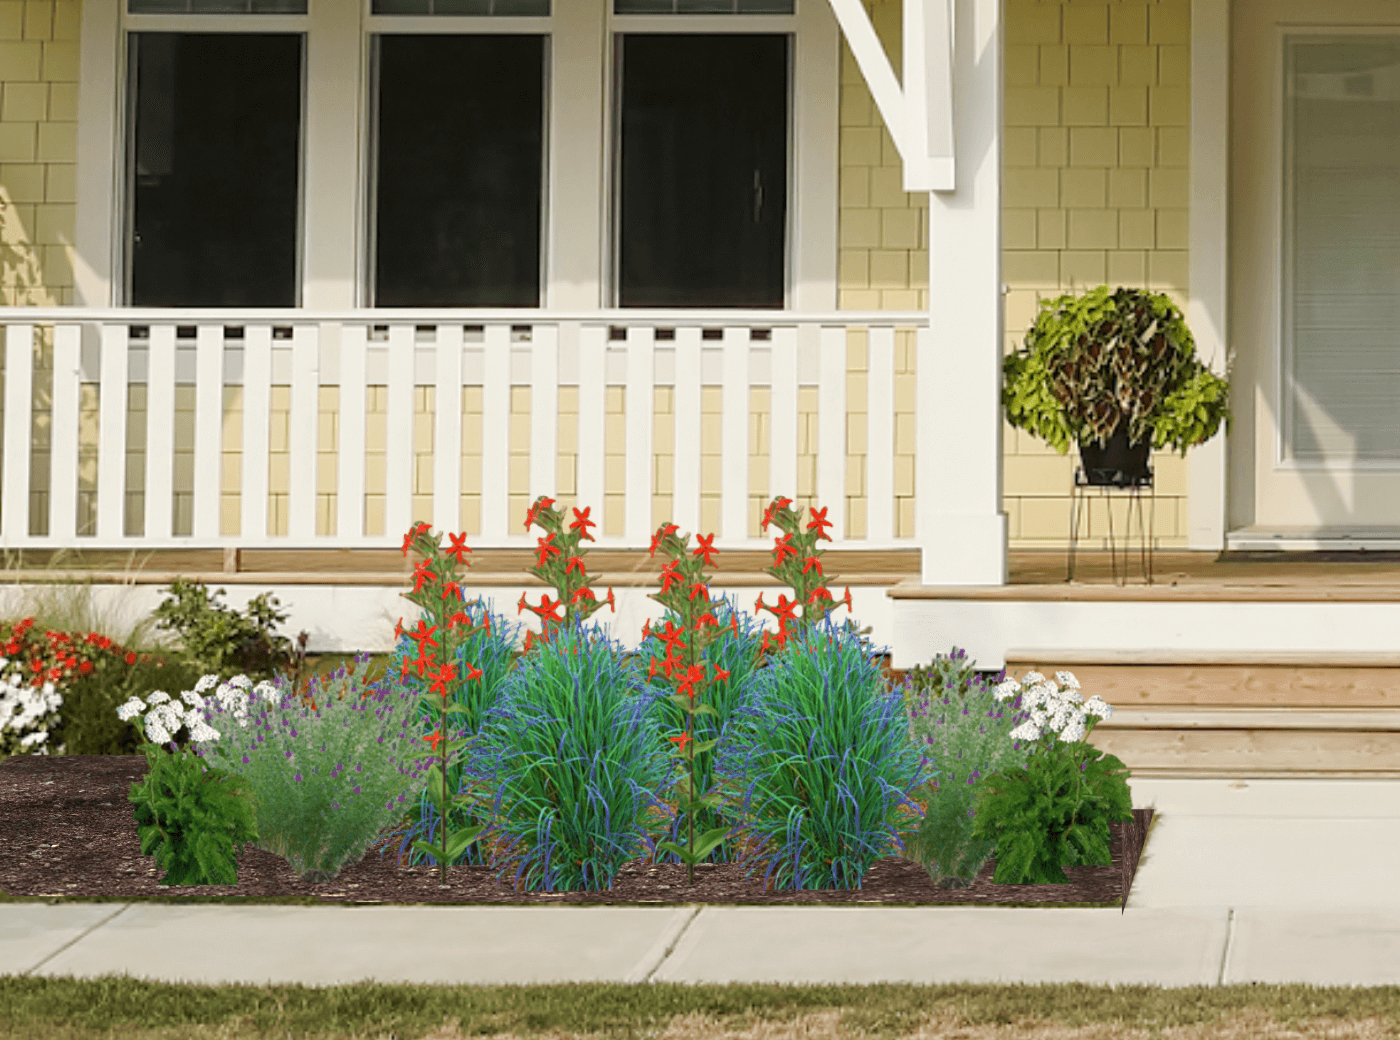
xmin=1001 ymin=649 xmax=1400 ymax=778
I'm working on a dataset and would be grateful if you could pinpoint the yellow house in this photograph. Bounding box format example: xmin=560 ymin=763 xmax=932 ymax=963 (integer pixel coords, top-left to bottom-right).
xmin=2 ymin=0 xmax=1400 ymax=744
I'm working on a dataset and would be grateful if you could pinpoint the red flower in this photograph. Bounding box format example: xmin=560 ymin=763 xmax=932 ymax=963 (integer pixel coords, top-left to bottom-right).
xmin=411 ymin=559 xmax=436 ymax=593
xmin=669 ymin=731 xmax=693 ymax=753
xmin=79 ymin=660 xmax=93 ymax=675
xmin=125 ymin=652 xmax=136 ymax=665
xmin=407 ymin=620 xmax=440 ymax=652
xmin=423 ymin=730 xmax=445 ymax=754
xmin=444 ymin=532 xmax=472 ymax=564
xmin=568 ymin=506 xmax=597 ymax=542
xmin=428 ymin=663 xmax=458 ymax=699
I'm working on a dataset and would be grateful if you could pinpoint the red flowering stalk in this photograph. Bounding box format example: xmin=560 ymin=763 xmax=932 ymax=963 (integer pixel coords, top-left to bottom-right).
xmin=517 ymin=496 xmax=616 ymax=660
xmin=396 ymin=522 xmax=496 ymax=884
xmin=643 ymin=524 xmax=767 ymax=884
xmin=754 ymin=497 xmax=856 ymax=655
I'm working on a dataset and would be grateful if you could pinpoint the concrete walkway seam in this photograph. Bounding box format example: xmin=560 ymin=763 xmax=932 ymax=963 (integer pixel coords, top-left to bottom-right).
xmin=626 ymin=905 xmax=704 ymax=985
xmin=22 ymin=903 xmax=133 ymax=978
xmin=1216 ymin=908 xmax=1237 ymax=987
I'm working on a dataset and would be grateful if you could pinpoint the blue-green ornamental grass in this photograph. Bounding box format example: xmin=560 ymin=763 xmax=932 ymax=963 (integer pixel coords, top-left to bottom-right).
xmin=376 ymin=595 xmax=536 ymax=869
xmin=713 ymin=616 xmax=936 ymax=891
xmin=897 ymin=650 xmax=1039 ymax=889
xmin=632 ymin=591 xmax=775 ymax=866
xmin=463 ymin=616 xmax=679 ymax=892
xmin=186 ymin=662 xmax=435 ymax=882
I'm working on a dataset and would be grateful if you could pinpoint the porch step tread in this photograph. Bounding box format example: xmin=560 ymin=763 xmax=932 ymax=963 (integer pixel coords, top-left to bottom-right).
xmin=1005 ymin=650 xmax=1400 ymax=666
xmin=1093 ymin=708 xmax=1400 ymax=731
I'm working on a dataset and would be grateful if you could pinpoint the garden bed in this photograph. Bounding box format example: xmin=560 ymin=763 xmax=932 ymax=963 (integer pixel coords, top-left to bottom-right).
xmin=0 ymin=754 xmax=1153 ymax=908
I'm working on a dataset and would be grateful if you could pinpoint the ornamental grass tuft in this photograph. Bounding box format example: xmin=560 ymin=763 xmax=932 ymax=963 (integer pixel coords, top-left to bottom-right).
xmin=461 ymin=616 xmax=679 ymax=892
xmin=713 ymin=616 xmax=935 ymax=891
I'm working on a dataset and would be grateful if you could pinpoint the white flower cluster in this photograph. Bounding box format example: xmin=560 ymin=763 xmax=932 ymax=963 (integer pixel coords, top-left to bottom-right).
xmin=117 ymin=673 xmax=280 ymax=748
xmin=991 ymin=669 xmax=1113 ymax=747
xmin=0 ymin=663 xmax=62 ymax=752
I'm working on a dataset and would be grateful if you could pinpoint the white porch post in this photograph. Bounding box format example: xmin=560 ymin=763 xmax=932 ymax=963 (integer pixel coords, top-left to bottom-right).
xmin=916 ymin=0 xmax=1008 ymax=585
xmin=1188 ymin=0 xmax=1229 ymax=551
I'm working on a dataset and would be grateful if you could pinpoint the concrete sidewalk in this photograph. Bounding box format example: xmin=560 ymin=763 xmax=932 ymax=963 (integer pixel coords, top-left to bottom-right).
xmin=3 ymin=778 xmax=1399 ymax=990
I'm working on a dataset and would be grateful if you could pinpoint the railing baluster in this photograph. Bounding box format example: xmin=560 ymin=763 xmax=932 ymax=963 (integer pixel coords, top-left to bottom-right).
xmin=1 ymin=324 xmax=34 ymax=544
xmin=817 ymin=324 xmax=847 ymax=543
xmin=527 ymin=322 xmax=559 ymax=515
xmin=336 ymin=324 xmax=368 ymax=542
xmin=769 ymin=324 xmax=800 ymax=509
xmin=191 ymin=325 xmax=223 ymax=541
xmin=575 ymin=324 xmax=607 ymax=534
xmin=720 ymin=326 xmax=749 ymax=543
xmin=48 ymin=324 xmax=81 ymax=545
xmin=144 ymin=324 xmax=177 ymax=541
xmin=623 ymin=325 xmax=655 ymax=545
xmin=384 ymin=324 xmax=414 ymax=541
xmin=287 ymin=324 xmax=319 ymax=541
xmin=670 ymin=325 xmax=702 ymax=542
xmin=95 ymin=325 xmax=128 ymax=542
xmin=478 ymin=323 xmax=511 ymax=542
xmin=432 ymin=322 xmax=464 ymax=536
xmin=240 ymin=325 xmax=273 ymax=543
xmin=867 ymin=324 xmax=896 ymax=546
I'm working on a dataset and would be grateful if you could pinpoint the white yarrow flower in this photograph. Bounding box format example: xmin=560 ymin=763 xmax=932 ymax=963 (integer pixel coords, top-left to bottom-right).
xmin=195 ymin=674 xmax=220 ymax=694
xmin=1082 ymin=695 xmax=1112 ymax=721
xmin=145 ymin=691 xmax=171 ymax=706
xmin=1054 ymin=670 xmax=1080 ymax=691
xmin=1058 ymin=716 xmax=1088 ymax=743
xmin=116 ymin=696 xmax=147 ymax=721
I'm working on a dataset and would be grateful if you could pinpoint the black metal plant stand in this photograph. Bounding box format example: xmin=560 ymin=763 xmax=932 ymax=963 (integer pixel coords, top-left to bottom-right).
xmin=1066 ymin=465 xmax=1156 ymax=585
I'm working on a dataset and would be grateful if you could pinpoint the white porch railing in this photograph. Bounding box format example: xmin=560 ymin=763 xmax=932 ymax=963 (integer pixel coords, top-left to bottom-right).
xmin=0 ymin=308 xmax=930 ymax=556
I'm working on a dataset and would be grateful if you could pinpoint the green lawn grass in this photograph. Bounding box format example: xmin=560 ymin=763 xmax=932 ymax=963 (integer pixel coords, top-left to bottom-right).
xmin=2 ymin=978 xmax=1398 ymax=1040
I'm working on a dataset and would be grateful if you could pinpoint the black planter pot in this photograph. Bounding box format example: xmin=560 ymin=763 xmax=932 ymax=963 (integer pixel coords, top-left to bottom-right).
xmin=1077 ymin=421 xmax=1152 ymax=488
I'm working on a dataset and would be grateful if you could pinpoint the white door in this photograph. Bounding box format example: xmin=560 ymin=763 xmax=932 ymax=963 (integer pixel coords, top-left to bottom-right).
xmin=1232 ymin=0 xmax=1400 ymax=530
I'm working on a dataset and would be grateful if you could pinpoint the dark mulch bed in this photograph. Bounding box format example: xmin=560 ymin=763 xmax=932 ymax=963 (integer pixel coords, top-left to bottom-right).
xmin=0 ymin=754 xmax=1153 ymax=909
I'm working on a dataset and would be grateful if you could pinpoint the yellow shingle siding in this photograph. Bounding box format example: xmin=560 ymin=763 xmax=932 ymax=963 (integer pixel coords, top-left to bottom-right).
xmin=838 ymin=0 xmax=1192 ymax=550
xmin=0 ymin=0 xmax=78 ymax=306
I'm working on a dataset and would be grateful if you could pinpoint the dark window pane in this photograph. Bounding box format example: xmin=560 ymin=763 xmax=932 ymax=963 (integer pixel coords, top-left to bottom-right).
xmin=372 ymin=35 xmax=544 ymax=307
xmin=127 ymin=33 xmax=302 ymax=306
xmin=617 ymin=33 xmax=788 ymax=308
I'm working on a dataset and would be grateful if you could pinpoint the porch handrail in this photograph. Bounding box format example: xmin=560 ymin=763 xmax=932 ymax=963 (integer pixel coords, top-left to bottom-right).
xmin=0 ymin=307 xmax=930 ymax=326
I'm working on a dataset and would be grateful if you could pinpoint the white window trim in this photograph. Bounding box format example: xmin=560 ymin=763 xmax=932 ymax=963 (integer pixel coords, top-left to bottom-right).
xmin=74 ymin=0 xmax=839 ymax=311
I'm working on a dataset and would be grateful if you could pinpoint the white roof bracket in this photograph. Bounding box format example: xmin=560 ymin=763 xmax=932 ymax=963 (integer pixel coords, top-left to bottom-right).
xmin=824 ymin=0 xmax=955 ymax=193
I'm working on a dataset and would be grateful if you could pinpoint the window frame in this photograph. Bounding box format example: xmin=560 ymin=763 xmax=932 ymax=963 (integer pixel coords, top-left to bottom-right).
xmin=77 ymin=0 xmax=837 ymax=310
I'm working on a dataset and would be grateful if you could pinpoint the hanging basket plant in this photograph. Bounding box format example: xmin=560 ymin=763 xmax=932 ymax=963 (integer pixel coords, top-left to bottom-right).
xmin=1001 ymin=285 xmax=1233 ymax=461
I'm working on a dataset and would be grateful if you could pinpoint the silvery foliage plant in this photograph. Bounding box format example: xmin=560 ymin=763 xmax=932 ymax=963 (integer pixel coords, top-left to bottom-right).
xmin=181 ymin=664 xmax=436 ymax=882
xmin=900 ymin=658 xmax=1113 ymax=889
xmin=0 ymin=667 xmax=63 ymax=756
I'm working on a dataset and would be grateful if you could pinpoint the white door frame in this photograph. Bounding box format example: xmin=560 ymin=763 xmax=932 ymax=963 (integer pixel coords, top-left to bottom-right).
xmin=1232 ymin=0 xmax=1400 ymax=530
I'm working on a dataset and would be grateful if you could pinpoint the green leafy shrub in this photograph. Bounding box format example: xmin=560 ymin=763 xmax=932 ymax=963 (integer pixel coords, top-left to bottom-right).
xmin=151 ymin=579 xmax=307 ymax=685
